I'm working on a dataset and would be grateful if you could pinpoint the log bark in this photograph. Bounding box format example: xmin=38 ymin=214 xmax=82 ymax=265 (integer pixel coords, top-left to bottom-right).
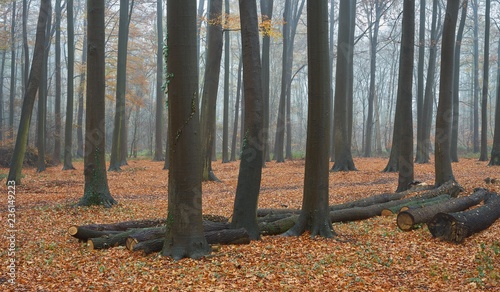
xmin=397 ymin=188 xmax=489 ymax=231
xmin=68 ymin=225 xmax=122 ymax=241
xmin=131 ymin=228 xmax=250 ymax=254
xmin=381 ymin=194 xmax=451 ymax=216
xmin=428 ymin=193 xmax=500 ymax=243
xmin=76 ymin=219 xmax=167 ymax=232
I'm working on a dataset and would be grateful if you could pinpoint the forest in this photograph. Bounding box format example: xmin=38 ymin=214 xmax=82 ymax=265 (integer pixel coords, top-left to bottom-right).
xmin=0 ymin=0 xmax=500 ymax=290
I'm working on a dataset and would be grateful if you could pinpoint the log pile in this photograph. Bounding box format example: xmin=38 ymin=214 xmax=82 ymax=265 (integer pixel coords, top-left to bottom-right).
xmin=69 ymin=180 xmax=499 ymax=253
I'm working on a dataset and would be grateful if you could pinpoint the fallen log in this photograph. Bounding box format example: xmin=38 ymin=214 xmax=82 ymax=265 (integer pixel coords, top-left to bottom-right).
xmin=126 ymin=227 xmax=166 ymax=250
xmin=131 ymin=228 xmax=250 ymax=254
xmin=397 ymin=188 xmax=488 ymax=231
xmin=75 ymin=219 xmax=167 ymax=232
xmin=380 ymin=194 xmax=451 ymax=216
xmin=88 ymin=228 xmax=142 ymax=250
xmin=68 ymin=226 xmax=122 ymax=241
xmin=428 ymin=193 xmax=500 ymax=243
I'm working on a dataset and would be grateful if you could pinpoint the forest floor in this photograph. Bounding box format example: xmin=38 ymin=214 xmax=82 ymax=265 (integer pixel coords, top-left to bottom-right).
xmin=0 ymin=157 xmax=499 ymax=291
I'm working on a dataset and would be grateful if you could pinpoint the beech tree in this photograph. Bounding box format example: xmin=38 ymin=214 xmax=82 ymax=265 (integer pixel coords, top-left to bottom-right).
xmin=153 ymin=0 xmax=164 ymax=162
xmin=78 ymin=0 xmax=117 ymax=207
xmin=479 ymin=0 xmax=490 ymax=162
xmin=231 ymin=0 xmax=264 ymax=240
xmin=63 ymin=0 xmax=76 ymax=170
xmin=435 ymin=0 xmax=459 ymax=186
xmin=283 ymin=0 xmax=333 ymax=238
xmin=161 ymin=0 xmax=210 ymax=259
xmin=7 ymin=0 xmax=50 ymax=184
xmin=489 ymin=28 xmax=500 ymax=166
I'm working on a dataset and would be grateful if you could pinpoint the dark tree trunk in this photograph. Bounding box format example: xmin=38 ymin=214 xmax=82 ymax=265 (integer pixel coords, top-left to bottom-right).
xmin=7 ymin=0 xmax=50 ymax=184
xmin=260 ymin=0 xmax=273 ymax=165
xmin=428 ymin=194 xmax=500 ymax=243
xmin=76 ymin=19 xmax=87 ymax=159
xmin=479 ymin=0 xmax=490 ymax=162
xmin=8 ymin=2 xmax=16 ymax=140
xmin=200 ymin=0 xmax=223 ymax=182
xmin=332 ymin=0 xmax=357 ymax=172
xmin=397 ymin=188 xmax=487 ymax=231
xmin=222 ymin=0 xmax=231 ymax=163
xmin=109 ymin=0 xmax=132 ymax=171
xmin=434 ymin=0 xmax=459 ymax=186
xmin=415 ymin=0 xmax=426 ymax=163
xmin=396 ymin=0 xmax=415 ymax=192
xmin=451 ymin=1 xmax=468 ymax=163
xmin=416 ymin=0 xmax=439 ymax=164
xmin=53 ymin=0 xmax=62 ymax=165
xmin=161 ymin=0 xmax=210 ymax=260
xmin=283 ymin=0 xmax=333 ymax=238
xmin=231 ymin=0 xmax=264 ymax=240
xmin=63 ymin=0 xmax=76 ymax=170
xmin=78 ymin=0 xmax=117 ymax=208
xmin=153 ymin=0 xmax=165 ymax=162
xmin=472 ymin=0 xmax=479 ymax=153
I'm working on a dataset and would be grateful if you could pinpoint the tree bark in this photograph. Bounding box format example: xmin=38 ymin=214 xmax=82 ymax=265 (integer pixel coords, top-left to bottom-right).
xmin=479 ymin=0 xmax=490 ymax=161
xmin=381 ymin=194 xmax=451 ymax=216
xmin=63 ymin=0 xmax=76 ymax=170
xmin=260 ymin=0 xmax=273 ymax=164
xmin=397 ymin=188 xmax=487 ymax=231
xmin=428 ymin=193 xmax=500 ymax=243
xmin=153 ymin=0 xmax=165 ymax=162
xmin=489 ymin=33 xmax=500 ymax=166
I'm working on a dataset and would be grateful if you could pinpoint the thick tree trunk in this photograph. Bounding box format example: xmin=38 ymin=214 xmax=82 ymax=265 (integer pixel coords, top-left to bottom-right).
xmin=428 ymin=194 xmax=500 ymax=243
xmin=397 ymin=188 xmax=488 ymax=231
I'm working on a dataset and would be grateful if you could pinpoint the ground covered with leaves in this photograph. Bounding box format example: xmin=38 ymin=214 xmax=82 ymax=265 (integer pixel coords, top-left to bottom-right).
xmin=1 ymin=157 xmax=499 ymax=291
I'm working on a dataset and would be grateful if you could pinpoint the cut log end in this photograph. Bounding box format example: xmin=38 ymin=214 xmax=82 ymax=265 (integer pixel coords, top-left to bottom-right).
xmin=126 ymin=237 xmax=139 ymax=251
xmin=68 ymin=225 xmax=78 ymax=236
xmin=380 ymin=209 xmax=394 ymax=217
xmin=397 ymin=212 xmax=415 ymax=231
xmin=87 ymin=239 xmax=95 ymax=251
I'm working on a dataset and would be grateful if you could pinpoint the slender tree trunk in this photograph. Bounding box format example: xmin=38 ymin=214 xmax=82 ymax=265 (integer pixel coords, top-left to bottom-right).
xmin=415 ymin=0 xmax=425 ymax=162
xmin=479 ymin=0 xmax=490 ymax=161
xmin=231 ymin=0 xmax=264 ymax=240
xmin=53 ymin=0 xmax=62 ymax=165
xmin=200 ymin=0 xmax=223 ymax=182
xmin=396 ymin=0 xmax=415 ymax=192
xmin=78 ymin=0 xmax=117 ymax=207
xmin=63 ymin=0 xmax=76 ymax=170
xmin=222 ymin=0 xmax=231 ymax=163
xmin=329 ymin=0 xmax=335 ymax=161
xmin=153 ymin=0 xmax=164 ymax=161
xmin=22 ymin=0 xmax=28 ymax=98
xmin=435 ymin=0 xmax=459 ymax=186
xmin=76 ymin=19 xmax=87 ymax=159
xmin=109 ymin=0 xmax=132 ymax=171
xmin=0 ymin=13 xmax=6 ymax=143
xmin=7 ymin=0 xmax=50 ymax=184
xmin=230 ymin=56 xmax=243 ymax=162
xmin=451 ymin=1 xmax=468 ymax=163
xmin=8 ymin=2 xmax=16 ymax=140
xmin=472 ymin=0 xmax=479 ymax=153
xmin=260 ymin=0 xmax=273 ymax=165
xmin=284 ymin=0 xmax=334 ymax=238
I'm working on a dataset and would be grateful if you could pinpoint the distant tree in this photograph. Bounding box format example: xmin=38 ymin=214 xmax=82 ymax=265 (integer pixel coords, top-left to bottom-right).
xmin=415 ymin=0 xmax=425 ymax=162
xmin=435 ymin=0 xmax=459 ymax=186
xmin=22 ymin=0 xmax=28 ymax=97
xmin=161 ymin=0 xmax=210 ymax=260
xmin=8 ymin=2 xmax=16 ymax=140
xmin=109 ymin=0 xmax=133 ymax=171
xmin=0 ymin=13 xmax=6 ymax=143
xmin=7 ymin=0 xmax=51 ymax=184
xmin=479 ymin=0 xmax=490 ymax=161
xmin=230 ymin=56 xmax=243 ymax=162
xmin=53 ymin=0 xmax=62 ymax=165
xmin=283 ymin=0 xmax=333 ymax=238
xmin=153 ymin=0 xmax=165 ymax=162
xmin=78 ymin=0 xmax=117 ymax=207
xmin=63 ymin=0 xmax=76 ymax=170
xmin=332 ymin=0 xmax=357 ymax=171
xmin=490 ymin=34 xmax=500 ymax=166
xmin=200 ymin=0 xmax=223 ymax=182
xmin=260 ymin=0 xmax=273 ymax=164
xmin=222 ymin=0 xmax=231 ymax=163
xmin=231 ymin=0 xmax=264 ymax=240
xmin=451 ymin=1 xmax=468 ymax=162
xmin=76 ymin=18 xmax=87 ymax=159
xmin=396 ymin=0 xmax=415 ymax=192
xmin=471 ymin=0 xmax=479 ymax=152
xmin=416 ymin=0 xmax=439 ymax=164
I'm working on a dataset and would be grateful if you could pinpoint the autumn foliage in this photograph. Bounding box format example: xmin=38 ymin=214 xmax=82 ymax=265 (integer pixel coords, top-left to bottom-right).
xmin=1 ymin=157 xmax=499 ymax=290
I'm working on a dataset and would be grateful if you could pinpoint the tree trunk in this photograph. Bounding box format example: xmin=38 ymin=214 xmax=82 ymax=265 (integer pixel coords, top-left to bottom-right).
xmin=63 ymin=0 xmax=76 ymax=170
xmin=78 ymin=0 xmax=117 ymax=208
xmin=479 ymin=0 xmax=490 ymax=161
xmin=451 ymin=1 xmax=468 ymax=163
xmin=109 ymin=0 xmax=131 ymax=171
xmin=415 ymin=0 xmax=426 ymax=163
xmin=231 ymin=0 xmax=264 ymax=240
xmin=76 ymin=19 xmax=87 ymax=159
xmin=153 ymin=0 xmax=165 ymax=162
xmin=396 ymin=0 xmax=415 ymax=192
xmin=162 ymin=0 xmax=210 ymax=260
xmin=230 ymin=56 xmax=242 ymax=162
xmin=428 ymin=193 xmax=500 ymax=243
xmin=397 ymin=188 xmax=488 ymax=231
xmin=8 ymin=2 xmax=16 ymax=140
xmin=283 ymin=0 xmax=333 ymax=238
xmin=489 ymin=34 xmax=500 ymax=166
xmin=381 ymin=194 xmax=451 ymax=216
xmin=472 ymin=0 xmax=479 ymax=153
xmin=53 ymin=0 xmax=62 ymax=165
xmin=222 ymin=0 xmax=231 ymax=163
xmin=260 ymin=0 xmax=273 ymax=165
xmin=200 ymin=0 xmax=223 ymax=182
xmin=434 ymin=0 xmax=459 ymax=186
xmin=7 ymin=0 xmax=50 ymax=184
